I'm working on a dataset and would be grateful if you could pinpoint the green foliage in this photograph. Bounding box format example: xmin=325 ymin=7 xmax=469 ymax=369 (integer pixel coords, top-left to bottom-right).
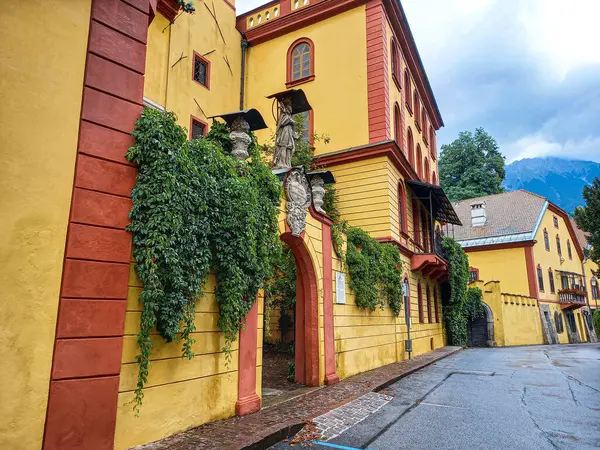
xmin=439 ymin=128 xmax=506 ymax=202
xmin=176 ymin=0 xmax=195 ymax=13
xmin=593 ymin=309 xmax=600 ymax=339
xmin=263 ymin=244 xmax=296 ymax=337
xmin=574 ymin=177 xmax=600 ymax=275
xmin=323 ymin=184 xmax=349 ymax=260
xmin=441 ymin=237 xmax=482 ymax=346
xmin=127 ymin=109 xmax=281 ymax=411
xmin=345 ymin=228 xmax=403 ymax=316
xmin=288 ymin=361 xmax=296 ymax=381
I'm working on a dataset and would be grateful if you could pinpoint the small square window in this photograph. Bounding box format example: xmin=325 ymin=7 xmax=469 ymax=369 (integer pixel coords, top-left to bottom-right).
xmin=191 ymin=118 xmax=206 ymax=140
xmin=193 ymin=53 xmax=210 ymax=88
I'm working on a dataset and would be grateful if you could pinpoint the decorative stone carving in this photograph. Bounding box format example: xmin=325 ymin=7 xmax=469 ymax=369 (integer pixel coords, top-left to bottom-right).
xmin=272 ymin=96 xmax=297 ymax=169
xmin=310 ymin=175 xmax=326 ymax=213
xmin=285 ymin=168 xmax=312 ymax=237
xmin=229 ymin=116 xmax=251 ymax=161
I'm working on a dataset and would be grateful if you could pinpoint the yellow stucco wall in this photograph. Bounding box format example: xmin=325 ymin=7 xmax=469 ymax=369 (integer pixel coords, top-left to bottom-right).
xmin=533 ymin=208 xmax=583 ymax=301
xmin=245 ymin=6 xmax=369 ymax=155
xmin=333 ymin=237 xmax=444 ymax=380
xmin=476 ymin=281 xmax=544 ymax=347
xmin=144 ymin=5 xmax=242 ymax=130
xmin=0 ymin=2 xmax=91 ymax=448
xmin=466 ymin=247 xmax=530 ymax=296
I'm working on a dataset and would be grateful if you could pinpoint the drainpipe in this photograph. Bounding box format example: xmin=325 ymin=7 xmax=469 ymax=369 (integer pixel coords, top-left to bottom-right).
xmin=240 ymin=37 xmax=248 ymax=110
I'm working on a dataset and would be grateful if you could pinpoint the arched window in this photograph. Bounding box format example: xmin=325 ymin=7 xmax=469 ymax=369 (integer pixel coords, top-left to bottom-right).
xmin=404 ymin=69 xmax=412 ymax=111
xmin=554 ymin=311 xmax=564 ymax=333
xmin=567 ymin=240 xmax=572 ymax=260
xmin=430 ymin=126 xmax=437 ymax=160
xmin=544 ymin=228 xmax=550 ymax=250
xmin=417 ymin=282 xmax=424 ymax=323
xmin=413 ymin=92 xmax=420 ymax=129
xmin=407 ymin=127 xmax=414 ymax=165
xmin=412 ymin=199 xmax=421 ymax=248
xmin=286 ymin=38 xmax=314 ymax=87
xmin=421 ymin=110 xmax=427 ymax=141
xmin=398 ymin=182 xmax=408 ymax=235
xmin=424 ymin=157 xmax=430 ymax=183
xmin=548 ymin=268 xmax=555 ymax=293
xmin=391 ymin=39 xmax=401 ymax=86
xmin=537 ymin=265 xmax=545 ymax=292
xmin=403 ymin=277 xmax=411 ymax=323
xmin=394 ymin=102 xmax=402 ymax=149
xmin=426 ymin=286 xmax=432 ymax=323
xmin=434 ymin=287 xmax=439 ymax=322
xmin=431 ymin=171 xmax=437 ymax=185
xmin=556 ymin=235 xmax=562 ymax=255
xmin=416 ymin=144 xmax=423 ymax=178
xmin=591 ymin=277 xmax=599 ymax=300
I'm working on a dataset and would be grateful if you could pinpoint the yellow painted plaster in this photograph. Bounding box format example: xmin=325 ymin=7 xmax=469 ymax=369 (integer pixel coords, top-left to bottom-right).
xmin=467 ymin=247 xmax=530 ymax=296
xmin=0 ymin=1 xmax=91 ymax=448
xmin=245 ymin=6 xmax=369 ymax=155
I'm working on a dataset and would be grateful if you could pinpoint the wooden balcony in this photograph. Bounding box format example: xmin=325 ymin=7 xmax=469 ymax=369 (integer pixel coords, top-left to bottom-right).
xmin=558 ymin=289 xmax=586 ymax=309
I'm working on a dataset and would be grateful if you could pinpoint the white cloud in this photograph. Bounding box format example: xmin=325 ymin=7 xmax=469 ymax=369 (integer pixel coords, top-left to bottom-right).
xmin=236 ymin=0 xmax=270 ymax=14
xmin=503 ymin=134 xmax=600 ymax=163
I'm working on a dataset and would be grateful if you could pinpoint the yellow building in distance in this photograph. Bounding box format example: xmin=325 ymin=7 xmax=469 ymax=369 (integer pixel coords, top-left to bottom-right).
xmin=452 ymin=190 xmax=597 ymax=348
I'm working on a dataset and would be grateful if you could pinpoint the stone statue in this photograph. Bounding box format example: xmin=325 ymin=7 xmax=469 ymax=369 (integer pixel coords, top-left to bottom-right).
xmin=285 ymin=168 xmax=312 ymax=236
xmin=229 ymin=116 xmax=251 ymax=161
xmin=310 ymin=176 xmax=326 ymax=213
xmin=272 ymin=96 xmax=297 ymax=169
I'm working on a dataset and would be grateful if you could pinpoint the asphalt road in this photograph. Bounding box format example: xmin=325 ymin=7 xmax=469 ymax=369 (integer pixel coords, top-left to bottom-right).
xmin=272 ymin=344 xmax=600 ymax=450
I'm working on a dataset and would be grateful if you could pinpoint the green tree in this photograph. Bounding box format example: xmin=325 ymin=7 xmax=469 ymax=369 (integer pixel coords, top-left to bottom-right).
xmin=439 ymin=128 xmax=506 ymax=202
xmin=574 ymin=177 xmax=600 ymax=275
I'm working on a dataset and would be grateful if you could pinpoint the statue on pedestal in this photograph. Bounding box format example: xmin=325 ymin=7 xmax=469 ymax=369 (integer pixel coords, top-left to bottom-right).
xmin=310 ymin=176 xmax=326 ymax=213
xmin=272 ymin=96 xmax=297 ymax=169
xmin=229 ymin=116 xmax=251 ymax=161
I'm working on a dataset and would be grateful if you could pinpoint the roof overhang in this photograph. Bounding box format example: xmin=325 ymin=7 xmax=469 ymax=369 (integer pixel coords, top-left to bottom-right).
xmin=407 ymin=180 xmax=462 ymax=226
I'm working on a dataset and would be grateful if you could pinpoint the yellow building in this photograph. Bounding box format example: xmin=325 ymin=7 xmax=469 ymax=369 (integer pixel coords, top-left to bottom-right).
xmin=452 ymin=190 xmax=597 ymax=347
xmin=1 ymin=0 xmax=462 ymax=449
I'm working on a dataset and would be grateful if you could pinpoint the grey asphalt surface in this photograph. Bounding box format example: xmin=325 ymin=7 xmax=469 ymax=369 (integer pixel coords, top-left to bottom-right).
xmin=271 ymin=344 xmax=600 ymax=450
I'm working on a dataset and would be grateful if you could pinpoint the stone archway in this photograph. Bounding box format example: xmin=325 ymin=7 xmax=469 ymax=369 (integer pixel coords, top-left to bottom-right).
xmin=467 ymin=302 xmax=495 ymax=347
xmin=281 ymin=232 xmax=320 ymax=386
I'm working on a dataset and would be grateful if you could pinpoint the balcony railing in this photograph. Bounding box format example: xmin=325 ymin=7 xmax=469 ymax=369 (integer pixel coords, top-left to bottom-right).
xmin=558 ymin=289 xmax=586 ymax=304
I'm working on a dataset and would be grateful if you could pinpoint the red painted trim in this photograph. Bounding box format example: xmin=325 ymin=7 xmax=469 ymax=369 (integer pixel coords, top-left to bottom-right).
xmin=281 ymin=232 xmax=320 ymax=386
xmin=192 ymin=51 xmax=211 ymax=90
xmin=222 ymin=0 xmax=235 ymax=11
xmin=321 ymin=222 xmax=339 ymax=385
xmin=469 ymin=267 xmax=480 ymax=281
xmin=398 ymin=181 xmax=408 ymax=235
xmin=242 ymin=0 xmax=366 ymax=46
xmin=189 ymin=115 xmax=208 ymax=139
xmin=525 ymin=245 xmax=539 ymax=298
xmin=286 ymin=37 xmax=315 ymax=89
xmin=548 ymin=203 xmax=585 ymax=260
xmin=463 ymin=240 xmax=534 ymax=252
xmin=314 ymin=140 xmax=419 ymax=183
xmin=157 ymin=0 xmax=179 ymax=21
xmin=375 ymin=236 xmax=413 ymax=257
xmin=44 ymin=1 xmax=150 ymax=448
xmin=235 ymin=300 xmax=261 ymax=415
xmin=366 ymin=0 xmax=390 ymax=143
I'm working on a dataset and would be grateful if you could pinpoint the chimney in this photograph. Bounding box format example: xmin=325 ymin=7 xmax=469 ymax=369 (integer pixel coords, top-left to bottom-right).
xmin=470 ymin=201 xmax=487 ymax=227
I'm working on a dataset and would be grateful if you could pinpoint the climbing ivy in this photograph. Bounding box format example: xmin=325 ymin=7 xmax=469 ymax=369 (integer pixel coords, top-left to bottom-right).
xmin=127 ymin=109 xmax=281 ymax=411
xmin=322 ymin=184 xmax=349 ymax=261
xmin=176 ymin=0 xmax=195 ymax=14
xmin=345 ymin=228 xmax=403 ymax=316
xmin=441 ymin=237 xmax=483 ymax=346
xmin=593 ymin=309 xmax=600 ymax=339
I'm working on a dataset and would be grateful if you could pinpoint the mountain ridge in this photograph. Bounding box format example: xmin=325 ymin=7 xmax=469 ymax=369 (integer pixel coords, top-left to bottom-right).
xmin=503 ymin=157 xmax=600 ymax=213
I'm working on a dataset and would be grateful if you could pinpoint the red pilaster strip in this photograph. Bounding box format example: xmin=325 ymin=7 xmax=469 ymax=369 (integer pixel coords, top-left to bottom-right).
xmin=366 ymin=0 xmax=390 ymax=143
xmin=322 ymin=222 xmax=339 ymax=385
xmin=43 ymin=1 xmax=149 ymax=449
xmin=525 ymin=245 xmax=539 ymax=299
xmin=235 ymin=301 xmax=261 ymax=415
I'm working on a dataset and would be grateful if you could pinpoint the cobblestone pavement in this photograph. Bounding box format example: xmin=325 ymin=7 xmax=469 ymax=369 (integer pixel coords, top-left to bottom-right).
xmin=134 ymin=346 xmax=461 ymax=450
xmin=312 ymin=392 xmax=393 ymax=441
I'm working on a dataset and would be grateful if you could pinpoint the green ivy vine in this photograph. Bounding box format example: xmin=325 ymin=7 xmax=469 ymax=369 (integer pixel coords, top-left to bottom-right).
xmin=441 ymin=237 xmax=483 ymax=346
xmin=127 ymin=109 xmax=281 ymax=412
xmin=345 ymin=228 xmax=403 ymax=316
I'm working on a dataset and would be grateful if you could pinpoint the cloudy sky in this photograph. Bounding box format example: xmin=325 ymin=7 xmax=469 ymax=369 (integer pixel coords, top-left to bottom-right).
xmin=237 ymin=0 xmax=600 ymax=163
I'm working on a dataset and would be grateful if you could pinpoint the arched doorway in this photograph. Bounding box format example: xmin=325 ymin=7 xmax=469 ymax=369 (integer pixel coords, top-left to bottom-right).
xmin=279 ymin=232 xmax=320 ymax=386
xmin=467 ymin=303 xmax=494 ymax=347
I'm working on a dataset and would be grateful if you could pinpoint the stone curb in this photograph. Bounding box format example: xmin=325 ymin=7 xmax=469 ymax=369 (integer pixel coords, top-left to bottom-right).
xmin=240 ymin=346 xmax=463 ymax=450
